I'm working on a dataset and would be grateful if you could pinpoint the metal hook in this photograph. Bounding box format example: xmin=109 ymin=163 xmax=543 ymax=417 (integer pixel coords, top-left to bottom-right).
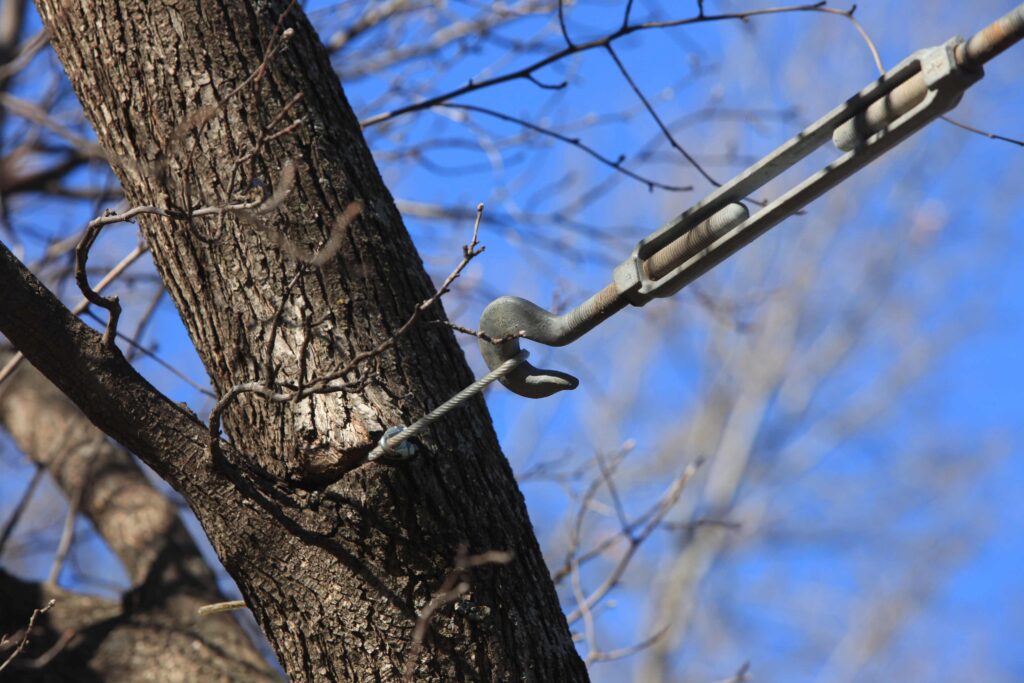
xmin=479 ymin=286 xmax=624 ymax=398
xmin=479 ymin=204 xmax=748 ymax=398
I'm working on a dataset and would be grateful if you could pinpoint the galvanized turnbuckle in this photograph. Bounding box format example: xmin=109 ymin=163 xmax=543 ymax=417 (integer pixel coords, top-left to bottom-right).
xmin=479 ymin=5 xmax=1022 ymax=398
xmin=479 ymin=203 xmax=749 ymax=398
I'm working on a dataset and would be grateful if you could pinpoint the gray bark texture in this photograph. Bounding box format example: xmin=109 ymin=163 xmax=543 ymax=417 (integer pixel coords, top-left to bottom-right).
xmin=0 ymin=0 xmax=587 ymax=680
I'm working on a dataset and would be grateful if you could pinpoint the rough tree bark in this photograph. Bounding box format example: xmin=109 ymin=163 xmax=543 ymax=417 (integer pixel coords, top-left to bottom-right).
xmin=0 ymin=356 xmax=281 ymax=681
xmin=3 ymin=0 xmax=587 ymax=680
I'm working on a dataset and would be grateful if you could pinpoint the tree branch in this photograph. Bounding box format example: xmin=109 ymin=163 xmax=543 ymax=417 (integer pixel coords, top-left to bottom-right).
xmin=359 ymin=2 xmax=829 ymax=128
xmin=0 ymin=239 xmax=228 ymax=504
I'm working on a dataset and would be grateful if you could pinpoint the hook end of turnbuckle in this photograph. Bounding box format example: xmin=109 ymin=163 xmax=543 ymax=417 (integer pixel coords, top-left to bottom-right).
xmin=478 ymin=296 xmax=582 ymax=399
xmin=502 ymin=361 xmax=580 ymax=399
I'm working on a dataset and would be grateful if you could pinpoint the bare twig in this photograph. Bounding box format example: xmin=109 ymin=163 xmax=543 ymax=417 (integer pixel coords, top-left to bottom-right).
xmin=551 ymin=458 xmax=714 ymax=584
xmin=817 ymin=5 xmax=883 ymax=73
xmin=124 ymin=287 xmax=165 ymax=362
xmin=570 ymin=552 xmax=598 ymax=662
xmin=228 ymin=92 xmax=306 ymax=195
xmin=605 ymin=43 xmax=719 ymax=186
xmin=207 ymin=199 xmax=364 ymax=440
xmin=0 ymin=29 xmax=49 ymax=81
xmin=74 ymin=220 xmax=125 ymax=348
xmin=0 ymin=93 xmax=105 ymax=157
xmin=292 ymin=307 xmax=314 ymax=403
xmin=942 ymin=115 xmax=1024 ymax=147
xmin=557 ymin=0 xmax=574 ymax=47
xmin=565 ymin=459 xmax=702 ymax=623
xmin=18 ymin=628 xmax=75 ymax=669
xmin=330 ymin=0 xmax=555 ymax=75
xmin=197 ymin=600 xmax=247 ymax=616
xmin=441 ymin=103 xmax=691 ymax=192
xmin=434 ymin=320 xmax=526 ymax=346
xmin=261 ymin=269 xmax=307 ymax=388
xmin=622 ymin=0 xmax=636 ymax=28
xmin=587 ymin=623 xmax=671 ymax=664
xmin=305 ymin=201 xmax=487 ymax=384
xmin=74 ymin=200 xmax=262 ymax=348
xmin=173 ymin=0 xmax=298 ymax=142
xmin=0 ymin=244 xmax=149 ymax=388
xmin=360 ymin=2 xmax=830 ymax=127
xmin=0 ymin=464 xmax=44 ymax=556
xmin=80 ymin=309 xmax=216 ymax=398
xmin=0 ymin=599 xmax=56 ymax=673
xmin=48 ymin=473 xmax=87 ymax=585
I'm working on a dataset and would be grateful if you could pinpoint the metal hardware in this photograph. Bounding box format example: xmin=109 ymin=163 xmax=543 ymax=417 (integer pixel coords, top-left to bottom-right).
xmin=479 ymin=204 xmax=747 ymax=399
xmin=368 ymin=350 xmax=529 ymax=462
xmin=835 ymin=3 xmax=1022 ymax=150
xmin=371 ymin=425 xmax=418 ymax=463
xmin=479 ymin=5 xmax=1022 ymax=399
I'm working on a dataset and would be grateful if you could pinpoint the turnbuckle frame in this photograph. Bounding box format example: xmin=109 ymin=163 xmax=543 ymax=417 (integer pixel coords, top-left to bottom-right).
xmin=479 ymin=36 xmax=983 ymax=399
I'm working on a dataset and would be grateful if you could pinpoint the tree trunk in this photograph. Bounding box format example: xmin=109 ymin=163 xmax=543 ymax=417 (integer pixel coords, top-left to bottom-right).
xmin=25 ymin=0 xmax=585 ymax=680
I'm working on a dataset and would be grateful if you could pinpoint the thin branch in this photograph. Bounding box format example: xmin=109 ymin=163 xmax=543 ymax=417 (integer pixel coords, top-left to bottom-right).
xmin=434 ymin=320 xmax=526 ymax=346
xmin=0 ymin=93 xmax=105 ymax=158
xmin=557 ymin=0 xmax=574 ymax=47
xmin=623 ymin=0 xmax=636 ymax=28
xmin=0 ymin=28 xmax=49 ymax=81
xmin=227 ymin=91 xmax=305 ymax=195
xmin=0 ymin=599 xmax=56 ymax=673
xmin=73 ymin=186 xmax=290 ymax=349
xmin=605 ymin=43 xmax=719 ymax=186
xmin=124 ymin=287 xmax=165 ymax=362
xmin=0 ymin=236 xmax=236 ymax=508
xmin=18 ymin=628 xmax=74 ymax=669
xmin=570 ymin=552 xmax=598 ymax=662
xmin=261 ymin=269 xmax=307 ymax=388
xmin=816 ymin=5 xmax=883 ymax=73
xmin=80 ymin=309 xmax=216 ymax=398
xmin=942 ymin=115 xmax=1024 ymax=147
xmin=292 ymin=307 xmax=314 ymax=403
xmin=333 ymin=0 xmax=556 ymax=76
xmin=0 ymin=244 xmax=149 ymax=389
xmin=551 ymin=460 xmax=717 ymax=584
xmin=197 ymin=600 xmax=247 ymax=616
xmin=359 ymin=2 xmax=829 ymax=128
xmin=587 ymin=623 xmax=671 ymax=664
xmin=555 ymin=444 xmax=635 ymax=590
xmin=0 ymin=464 xmax=44 ymax=556
xmin=565 ymin=459 xmax=702 ymax=623
xmin=48 ymin=473 xmax=87 ymax=585
xmin=442 ymin=103 xmax=691 ymax=192
xmin=593 ymin=449 xmax=630 ymax=531
xmin=74 ymin=218 xmax=125 ymax=348
xmin=172 ymin=0 xmax=298 ymax=142
xmin=525 ymin=72 xmax=568 ymax=90
xmin=327 ymin=0 xmax=419 ymax=53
